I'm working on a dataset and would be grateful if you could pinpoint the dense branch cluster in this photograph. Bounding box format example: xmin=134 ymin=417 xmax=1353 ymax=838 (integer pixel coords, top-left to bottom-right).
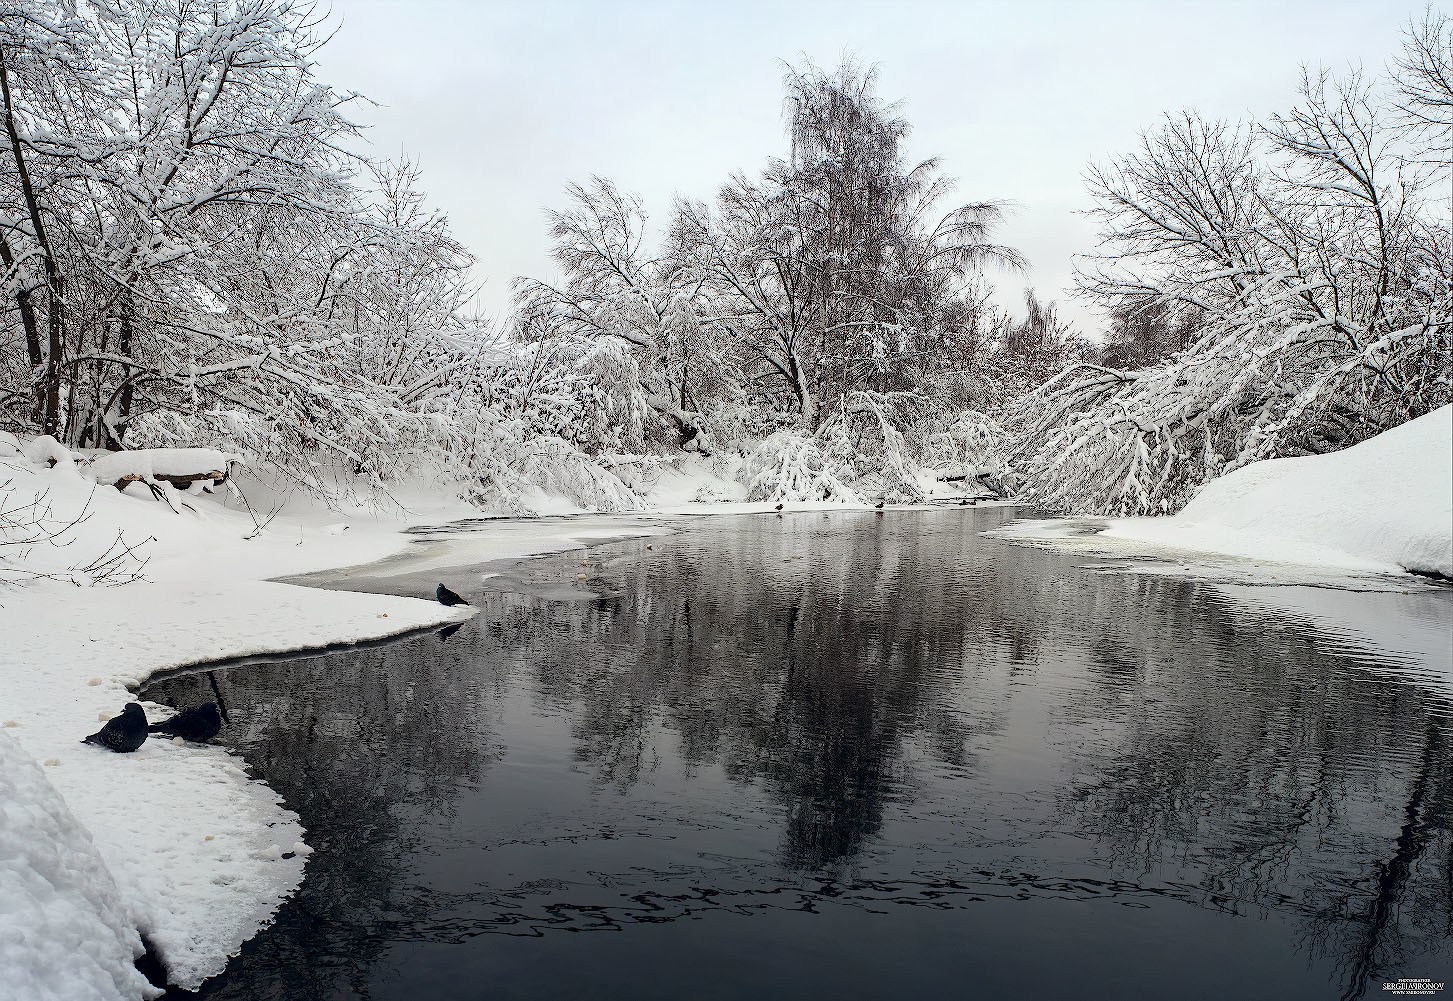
xmin=514 ymin=60 xmax=1084 ymax=501
xmin=1003 ymin=13 xmax=1452 ymax=514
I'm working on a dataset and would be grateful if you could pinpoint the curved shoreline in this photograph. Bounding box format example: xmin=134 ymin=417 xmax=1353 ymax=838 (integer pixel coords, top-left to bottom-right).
xmin=3 ymin=504 xmax=978 ymax=999
xmin=107 ymin=513 xmax=685 ymax=994
xmin=0 ymin=508 xmax=685 ymax=998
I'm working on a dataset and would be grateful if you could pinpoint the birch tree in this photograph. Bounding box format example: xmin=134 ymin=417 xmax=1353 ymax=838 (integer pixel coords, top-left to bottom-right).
xmin=672 ymin=58 xmax=1023 ymax=430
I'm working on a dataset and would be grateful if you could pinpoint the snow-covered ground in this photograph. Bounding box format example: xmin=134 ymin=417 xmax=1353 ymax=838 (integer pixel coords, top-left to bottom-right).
xmin=994 ymin=406 xmax=1453 ymax=583
xmin=0 ymin=729 xmax=159 ymax=1001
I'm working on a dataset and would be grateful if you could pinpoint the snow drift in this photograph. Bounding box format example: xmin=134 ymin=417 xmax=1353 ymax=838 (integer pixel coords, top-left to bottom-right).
xmin=0 ymin=730 xmax=160 ymax=1001
xmin=1102 ymin=405 xmax=1453 ymax=577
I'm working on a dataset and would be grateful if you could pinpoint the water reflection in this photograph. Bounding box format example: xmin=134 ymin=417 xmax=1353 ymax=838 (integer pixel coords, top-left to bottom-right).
xmin=146 ymin=510 xmax=1453 ymax=1000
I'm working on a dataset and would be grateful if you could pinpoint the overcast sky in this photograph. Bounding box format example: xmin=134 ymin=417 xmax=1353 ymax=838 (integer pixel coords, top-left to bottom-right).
xmin=316 ymin=0 xmax=1423 ymax=333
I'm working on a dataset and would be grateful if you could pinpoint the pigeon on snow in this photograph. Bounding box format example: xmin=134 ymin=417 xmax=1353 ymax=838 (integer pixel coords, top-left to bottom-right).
xmin=149 ymin=701 xmax=222 ymax=742
xmin=82 ymin=703 xmax=148 ymax=753
xmin=436 ymin=583 xmax=469 ymax=607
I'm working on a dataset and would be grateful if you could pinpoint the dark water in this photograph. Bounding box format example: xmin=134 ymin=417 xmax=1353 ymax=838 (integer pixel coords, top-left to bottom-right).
xmin=145 ymin=509 xmax=1453 ymax=1001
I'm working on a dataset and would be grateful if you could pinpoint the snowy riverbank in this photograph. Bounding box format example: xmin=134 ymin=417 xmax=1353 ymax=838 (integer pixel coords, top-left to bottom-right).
xmin=994 ymin=406 xmax=1453 ymax=583
xmin=12 ymin=404 xmax=1439 ymax=998
xmin=1103 ymin=405 xmax=1453 ymax=579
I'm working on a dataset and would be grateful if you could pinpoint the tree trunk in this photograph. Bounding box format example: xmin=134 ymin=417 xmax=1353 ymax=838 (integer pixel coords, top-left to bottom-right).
xmin=1 ymin=49 xmax=64 ymax=438
xmin=0 ymin=233 xmax=43 ymax=422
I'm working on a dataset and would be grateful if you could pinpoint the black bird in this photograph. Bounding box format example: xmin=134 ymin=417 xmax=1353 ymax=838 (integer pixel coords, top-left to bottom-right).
xmin=958 ymin=498 xmax=969 ymax=506
xmin=436 ymin=583 xmax=469 ymax=606
xmin=149 ymin=702 xmax=221 ymax=742
xmin=874 ymin=500 xmax=885 ymax=510
xmin=82 ymin=703 xmax=148 ymax=753
xmin=774 ymin=503 xmax=784 ymax=512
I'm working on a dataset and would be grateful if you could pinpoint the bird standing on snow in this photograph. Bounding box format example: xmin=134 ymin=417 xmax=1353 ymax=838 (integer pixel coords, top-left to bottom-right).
xmin=149 ymin=702 xmax=221 ymax=742
xmin=82 ymin=703 xmax=148 ymax=753
xmin=875 ymin=500 xmax=885 ymax=510
xmin=436 ymin=583 xmax=469 ymax=606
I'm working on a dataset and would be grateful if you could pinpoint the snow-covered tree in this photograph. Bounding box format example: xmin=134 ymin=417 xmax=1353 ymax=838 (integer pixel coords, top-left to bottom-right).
xmin=508 ymin=60 xmax=1042 ymax=502
xmin=1004 ymin=32 xmax=1452 ymax=515
xmin=672 ymin=58 xmax=1023 ymax=432
xmin=512 ymin=177 xmax=715 ymax=453
xmin=0 ymin=1 xmax=493 ymax=502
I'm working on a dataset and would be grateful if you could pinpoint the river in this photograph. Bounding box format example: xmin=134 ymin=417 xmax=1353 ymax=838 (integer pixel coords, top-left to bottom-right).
xmin=144 ymin=507 xmax=1453 ymax=1000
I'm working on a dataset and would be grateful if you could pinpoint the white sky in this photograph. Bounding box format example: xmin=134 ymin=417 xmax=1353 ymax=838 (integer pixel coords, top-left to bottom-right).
xmin=316 ymin=0 xmax=1423 ymax=334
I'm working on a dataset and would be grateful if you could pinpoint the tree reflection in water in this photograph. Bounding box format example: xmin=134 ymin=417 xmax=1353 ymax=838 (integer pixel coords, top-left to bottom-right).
xmin=145 ymin=509 xmax=1452 ymax=1001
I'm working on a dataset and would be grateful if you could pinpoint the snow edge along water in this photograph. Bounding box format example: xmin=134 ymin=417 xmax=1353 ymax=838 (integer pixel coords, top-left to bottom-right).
xmin=0 ymin=450 xmax=694 ymax=998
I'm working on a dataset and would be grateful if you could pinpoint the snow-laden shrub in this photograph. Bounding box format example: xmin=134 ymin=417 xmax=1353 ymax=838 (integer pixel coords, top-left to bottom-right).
xmin=740 ymin=431 xmax=860 ymax=503
xmin=919 ymin=410 xmax=1003 ymax=478
xmin=561 ymin=338 xmax=661 ymax=455
xmin=511 ymin=437 xmax=641 ymax=512
xmin=1002 ymin=312 xmax=1452 ymax=516
xmin=445 ymin=411 xmax=638 ymax=514
xmin=825 ymin=392 xmax=932 ymax=503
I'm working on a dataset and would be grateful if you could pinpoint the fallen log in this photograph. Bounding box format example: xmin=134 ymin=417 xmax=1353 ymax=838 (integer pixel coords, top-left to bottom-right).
xmin=87 ymin=448 xmax=239 ymax=506
xmin=112 ymin=469 xmax=228 ymax=492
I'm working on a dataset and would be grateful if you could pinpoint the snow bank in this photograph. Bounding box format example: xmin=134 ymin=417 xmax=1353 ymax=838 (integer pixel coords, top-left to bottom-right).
xmin=0 ymin=730 xmax=160 ymax=1001
xmin=0 ymin=579 xmax=470 ymax=990
xmin=1102 ymin=406 xmax=1453 ymax=578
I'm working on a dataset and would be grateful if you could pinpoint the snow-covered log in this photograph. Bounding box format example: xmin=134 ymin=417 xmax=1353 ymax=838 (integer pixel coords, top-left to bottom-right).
xmin=84 ymin=450 xmax=238 ymax=494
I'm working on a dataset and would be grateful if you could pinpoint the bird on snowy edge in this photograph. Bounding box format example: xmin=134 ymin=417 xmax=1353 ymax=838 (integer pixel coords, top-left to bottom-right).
xmin=436 ymin=583 xmax=469 ymax=607
xmin=82 ymin=703 xmax=148 ymax=753
xmin=875 ymin=500 xmax=885 ymax=510
xmin=774 ymin=503 xmax=784 ymax=512
xmin=149 ymin=702 xmax=221 ymax=742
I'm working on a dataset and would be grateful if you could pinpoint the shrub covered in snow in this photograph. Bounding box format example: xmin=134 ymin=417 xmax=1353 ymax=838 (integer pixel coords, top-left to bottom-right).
xmin=740 ymin=431 xmax=860 ymax=503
